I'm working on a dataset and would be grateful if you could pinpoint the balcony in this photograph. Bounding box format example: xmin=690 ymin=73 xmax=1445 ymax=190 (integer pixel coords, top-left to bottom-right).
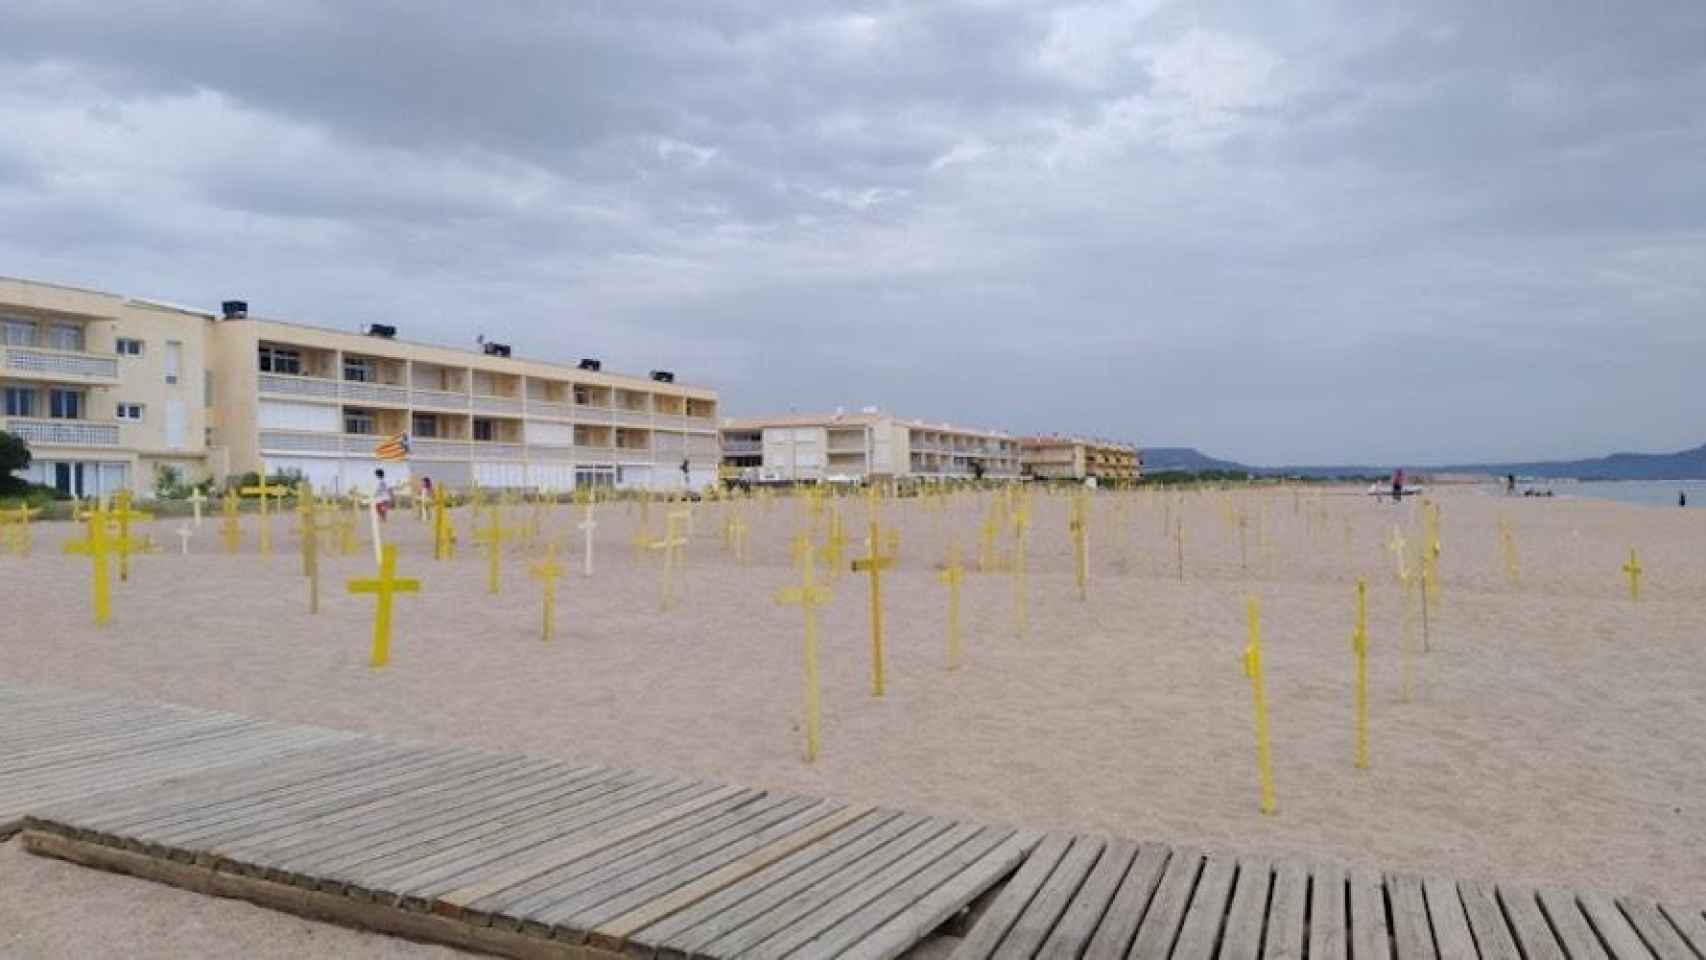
xmin=412 ymin=438 xmax=473 ymax=460
xmin=3 ymin=347 xmax=120 ymax=386
xmin=611 ymin=407 xmax=652 ymax=427
xmin=572 ymin=403 xmax=612 ymax=424
xmin=7 ymin=417 xmax=122 ymax=447
xmin=258 ymin=373 xmax=340 ymax=401
xmin=258 ymin=430 xmax=343 ymax=454
xmin=471 ymin=394 xmax=523 ymax=415
xmin=722 ymin=440 xmax=762 ymax=455
xmin=471 ymin=441 xmax=525 ymax=460
xmin=575 ymin=443 xmax=614 ymax=459
xmin=410 ymin=387 xmax=470 ymax=411
xmin=527 ymin=399 xmax=573 ymax=420
xmin=340 ymin=380 xmax=410 ymax=406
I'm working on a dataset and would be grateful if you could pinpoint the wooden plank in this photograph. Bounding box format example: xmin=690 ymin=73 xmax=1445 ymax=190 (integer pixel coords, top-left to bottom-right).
xmin=689 ymin=820 xmax=975 ymax=960
xmin=1422 ymin=876 xmax=1477 ymax=960
xmin=1171 ymin=852 xmax=1237 ymax=960
xmin=1537 ymin=887 xmax=1611 ymax=960
xmin=648 ymin=813 xmax=934 ymax=959
xmin=435 ymin=783 xmax=760 ymax=916
xmin=1126 ymin=847 xmax=1204 ymax=960
xmin=1578 ymin=892 xmax=1658 ymax=960
xmin=821 ymin=830 xmax=1040 ymax=960
xmin=507 ymin=795 xmax=811 ymax=931
xmin=951 ymin=833 xmax=1073 ymax=960
xmin=1310 ymin=863 xmax=1349 ymax=960
xmin=1078 ymin=843 xmax=1169 ymax=960
xmin=1350 ymin=866 xmax=1391 ymax=960
xmin=1456 ymin=880 xmax=1521 ymax=960
xmin=995 ymin=834 xmax=1107 ymax=958
xmin=1656 ymin=902 xmax=1706 ymax=959
xmin=543 ymin=797 xmax=839 ymax=932
xmin=588 ymin=804 xmax=874 ymax=947
xmin=1387 ymin=874 xmax=1436 ymax=960
xmin=374 ymin=777 xmax=712 ymax=906
xmin=1218 ymin=857 xmax=1271 ymax=960
xmin=1498 ymin=885 xmax=1568 ymax=960
xmin=1618 ymin=897 xmax=1694 ymax=960
xmin=1264 ymin=860 xmax=1309 ymax=960
xmin=741 ymin=825 xmax=1014 ymax=960
xmin=1037 ymin=839 xmax=1139 ymax=960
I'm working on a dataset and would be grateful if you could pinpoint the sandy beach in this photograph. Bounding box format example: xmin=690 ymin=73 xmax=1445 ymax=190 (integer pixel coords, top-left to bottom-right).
xmin=3 ymin=483 xmax=1704 ymax=955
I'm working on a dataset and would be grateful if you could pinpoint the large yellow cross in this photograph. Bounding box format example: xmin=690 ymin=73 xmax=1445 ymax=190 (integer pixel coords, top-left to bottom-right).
xmin=63 ymin=505 xmax=137 ymax=626
xmin=296 ymin=482 xmax=339 ymax=614
xmin=433 ymin=484 xmax=455 ymax=560
xmin=241 ymin=481 xmax=289 ymax=555
xmin=1351 ymin=579 xmax=1369 ymax=770
xmin=348 ymin=544 xmax=420 ymax=668
xmin=475 ymin=504 xmax=518 ymax=595
xmin=107 ymin=489 xmax=154 ymax=582
xmin=530 ymin=542 xmax=568 ymax=642
xmin=939 ymin=541 xmax=965 ymax=671
xmin=650 ymin=509 xmax=689 ymax=611
xmin=775 ymin=541 xmax=833 ymax=762
xmin=1244 ymin=595 xmax=1277 ymax=814
xmin=851 ymin=518 xmax=896 ymax=697
xmin=1010 ymin=502 xmax=1031 ymax=638
xmin=817 ymin=504 xmax=847 ymax=579
xmin=1622 ymin=547 xmax=1643 ymax=602
xmin=220 ymin=489 xmax=241 ymax=554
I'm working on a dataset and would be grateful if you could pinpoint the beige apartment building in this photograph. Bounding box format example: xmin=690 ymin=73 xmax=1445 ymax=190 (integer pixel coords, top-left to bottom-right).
xmin=1019 ymin=435 xmax=1142 ymax=484
xmin=2 ymin=276 xmax=721 ymax=497
xmin=720 ymin=410 xmax=1022 ymax=484
xmin=1 ymin=278 xmax=211 ymax=499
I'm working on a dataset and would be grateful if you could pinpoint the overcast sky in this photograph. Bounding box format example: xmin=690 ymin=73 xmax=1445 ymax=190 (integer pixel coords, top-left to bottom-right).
xmin=2 ymin=1 xmax=1702 ymax=464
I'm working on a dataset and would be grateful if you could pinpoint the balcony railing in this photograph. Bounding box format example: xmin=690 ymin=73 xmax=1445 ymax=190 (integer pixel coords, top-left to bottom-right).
xmin=529 ymin=444 xmax=576 ymax=461
xmin=340 ymin=381 xmax=410 ymax=405
xmin=471 ymin=394 xmax=523 ymax=415
xmin=259 ymin=373 xmax=340 ymax=399
xmin=472 ymin=440 xmax=525 ymax=459
xmin=5 ymin=417 xmax=121 ymax=446
xmin=612 ymin=407 xmax=652 ymax=427
xmin=527 ymin=399 xmax=573 ymax=420
xmin=409 ymin=387 xmax=469 ymax=410
xmin=4 ymin=347 xmax=119 ymax=382
xmin=412 ymin=438 xmax=473 ymax=460
xmin=721 ymin=440 xmax=762 ymax=454
xmin=259 ymin=430 xmax=343 ymax=454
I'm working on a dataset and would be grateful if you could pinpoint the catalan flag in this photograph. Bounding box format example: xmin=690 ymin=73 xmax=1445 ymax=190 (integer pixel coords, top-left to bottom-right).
xmin=374 ymin=434 xmax=411 ymax=462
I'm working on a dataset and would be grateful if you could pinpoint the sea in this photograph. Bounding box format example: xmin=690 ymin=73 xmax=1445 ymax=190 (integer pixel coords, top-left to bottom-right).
xmin=1525 ymin=479 xmax=1706 ymax=508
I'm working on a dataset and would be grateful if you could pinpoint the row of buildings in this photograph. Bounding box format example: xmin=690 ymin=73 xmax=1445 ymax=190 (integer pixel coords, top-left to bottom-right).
xmin=1 ymin=275 xmax=1137 ymax=498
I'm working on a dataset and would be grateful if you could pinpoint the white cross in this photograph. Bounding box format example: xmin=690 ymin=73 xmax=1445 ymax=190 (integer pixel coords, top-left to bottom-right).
xmin=367 ymin=496 xmax=384 ymax=568
xmin=577 ymin=502 xmax=597 ymax=576
xmin=188 ymin=489 xmax=207 ymax=527
xmin=176 ymin=524 xmax=193 ymax=555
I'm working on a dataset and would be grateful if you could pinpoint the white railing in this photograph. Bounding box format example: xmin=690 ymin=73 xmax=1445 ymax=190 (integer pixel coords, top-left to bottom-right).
xmin=410 ymin=387 xmax=469 ymax=410
xmin=573 ymin=403 xmax=612 ymax=423
xmin=652 ymin=433 xmax=687 ymax=452
xmin=473 ymin=441 xmax=525 ymax=459
xmin=527 ymin=399 xmax=573 ymax=420
xmin=612 ymin=407 xmax=652 ymax=426
xmin=258 ymin=430 xmax=343 ymax=454
xmin=471 ymin=395 xmax=523 ymax=415
xmin=575 ymin=444 xmax=614 ymax=458
xmin=412 ymin=438 xmax=472 ymax=460
xmin=4 ymin=347 xmax=119 ymax=381
xmin=258 ymin=373 xmax=340 ymax=399
xmin=340 ymin=381 xmax=410 ymax=405
xmin=530 ymin=444 xmax=576 ymax=461
xmin=722 ymin=441 xmax=762 ymax=454
xmin=5 ymin=417 xmax=121 ymax=446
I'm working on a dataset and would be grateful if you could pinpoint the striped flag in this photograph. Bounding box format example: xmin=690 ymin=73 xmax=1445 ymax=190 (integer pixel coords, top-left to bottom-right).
xmin=374 ymin=434 xmax=410 ymax=461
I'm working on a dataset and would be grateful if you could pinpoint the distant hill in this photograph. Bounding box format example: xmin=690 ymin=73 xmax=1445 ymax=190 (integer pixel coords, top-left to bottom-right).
xmin=1140 ymin=442 xmax=1706 ymax=481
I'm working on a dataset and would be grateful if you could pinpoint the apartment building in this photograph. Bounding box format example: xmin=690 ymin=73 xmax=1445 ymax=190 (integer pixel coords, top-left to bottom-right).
xmin=2 ymin=276 xmax=722 ymax=497
xmin=1019 ymin=435 xmax=1142 ymax=484
xmin=1 ymin=277 xmax=211 ymax=499
xmin=208 ymin=307 xmax=720 ymax=494
xmin=720 ymin=410 xmax=1022 ymax=484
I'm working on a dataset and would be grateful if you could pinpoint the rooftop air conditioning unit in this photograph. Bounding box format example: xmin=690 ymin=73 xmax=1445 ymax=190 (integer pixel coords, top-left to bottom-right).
xmin=650 ymin=370 xmax=675 ymax=383
xmin=221 ymin=300 xmax=248 ymax=320
xmin=482 ymin=342 xmax=512 ymax=357
xmin=367 ymin=323 xmax=397 ymax=339
xmin=578 ymin=358 xmax=602 ymax=371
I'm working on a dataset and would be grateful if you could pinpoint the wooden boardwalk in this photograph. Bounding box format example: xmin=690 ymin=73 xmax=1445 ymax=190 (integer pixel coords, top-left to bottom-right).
xmin=6 ymin=682 xmax=1705 ymax=959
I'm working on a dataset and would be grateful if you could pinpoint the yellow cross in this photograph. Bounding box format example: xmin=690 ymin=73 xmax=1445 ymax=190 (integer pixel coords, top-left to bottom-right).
xmin=1385 ymin=526 xmax=1409 ymax=581
xmin=220 ymin=489 xmax=241 ymax=554
xmin=1010 ymin=502 xmax=1031 ymax=638
xmin=817 ymin=505 xmax=847 ymax=578
xmin=296 ymin=483 xmax=339 ymax=614
xmin=433 ymin=484 xmax=456 ymax=560
xmin=475 ymin=504 xmax=518 ymax=595
xmin=1069 ymin=492 xmax=1090 ymax=601
xmin=939 ymin=542 xmax=965 ymax=671
xmin=724 ymin=510 xmax=749 ymax=564
xmin=775 ymin=541 xmax=833 ymax=762
xmin=63 ymin=505 xmax=137 ymax=626
xmin=107 ymin=489 xmax=154 ymax=582
xmin=348 ymin=544 xmax=420 ymax=668
xmin=851 ymin=518 xmax=896 ymax=697
xmin=650 ymin=509 xmax=689 ymax=611
xmin=1622 ymin=547 xmax=1643 ymax=602
xmin=241 ymin=482 xmax=288 ymax=555
xmin=1351 ymin=579 xmax=1369 ymax=770
xmin=1244 ymin=595 xmax=1277 ymax=814
xmin=530 ymin=541 xmax=568 ymax=641
xmin=0 ymin=503 xmax=41 ymax=556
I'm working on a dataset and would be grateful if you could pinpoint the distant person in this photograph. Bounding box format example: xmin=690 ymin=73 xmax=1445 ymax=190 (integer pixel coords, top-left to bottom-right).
xmin=373 ymin=468 xmax=392 ymax=521
xmin=1506 ymin=473 xmax=1517 ymax=495
xmin=1391 ymin=468 xmax=1405 ymax=503
xmin=1683 ymin=490 xmax=1689 ymax=508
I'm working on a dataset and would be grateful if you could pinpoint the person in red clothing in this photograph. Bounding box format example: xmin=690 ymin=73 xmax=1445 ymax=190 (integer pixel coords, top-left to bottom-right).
xmin=1391 ymin=468 xmax=1405 ymax=503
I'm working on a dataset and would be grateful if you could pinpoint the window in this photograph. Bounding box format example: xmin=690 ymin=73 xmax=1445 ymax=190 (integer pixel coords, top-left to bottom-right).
xmin=473 ymin=418 xmax=494 ymax=442
xmin=344 ymin=408 xmax=375 ymax=435
xmin=412 ymin=414 xmax=438 ymax=439
xmin=257 ymin=345 xmax=301 ymax=375
xmin=204 ymin=370 xmax=214 ymax=406
xmin=3 ymin=387 xmax=35 ymax=417
xmin=2 ymin=319 xmax=36 ymax=346
xmin=47 ymin=325 xmax=83 ymax=351
xmin=164 ymin=340 xmax=182 ymax=384
xmin=116 ymin=403 xmax=144 ymax=421
xmin=49 ymin=389 xmax=83 ymax=420
xmin=115 ymin=338 xmax=144 ymax=356
xmin=573 ymin=385 xmax=591 ymax=405
xmin=343 ymin=357 xmax=372 ymax=383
